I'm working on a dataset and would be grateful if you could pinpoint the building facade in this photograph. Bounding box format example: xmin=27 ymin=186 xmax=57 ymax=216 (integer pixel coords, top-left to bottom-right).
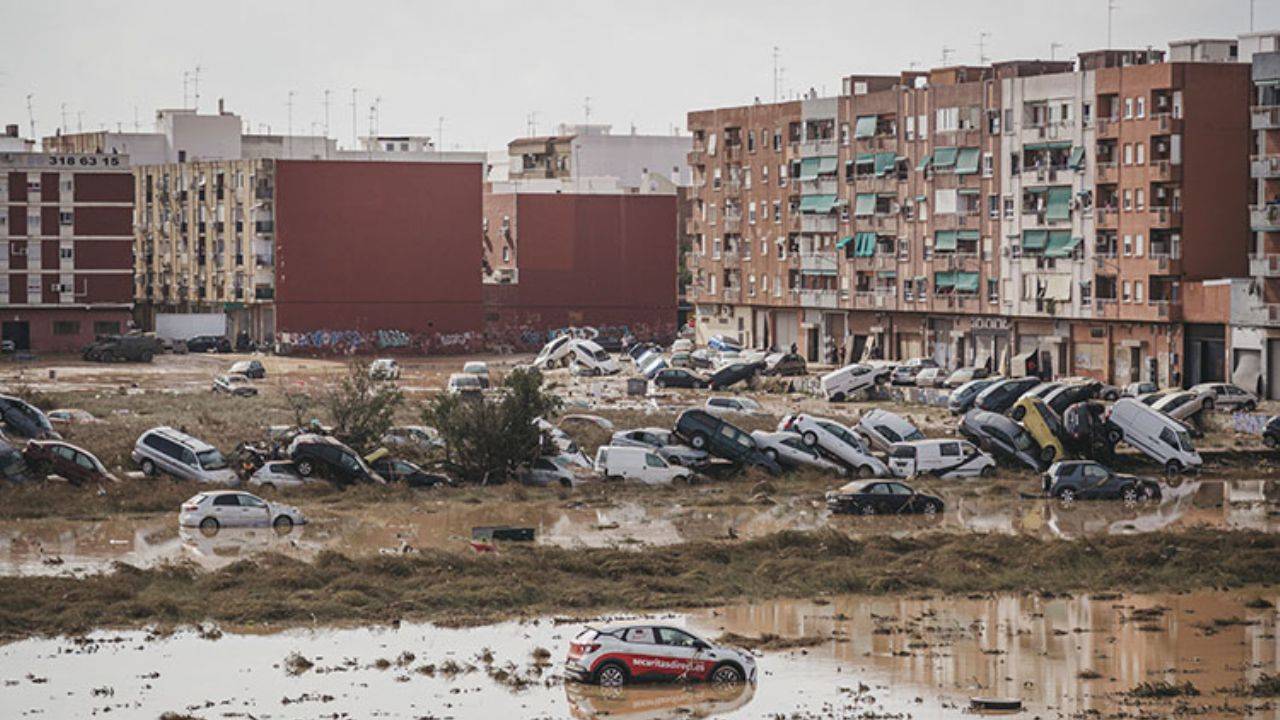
xmin=687 ymin=47 xmax=1253 ymax=386
xmin=505 ymin=124 xmax=692 ymax=189
xmin=1 ymin=149 xmax=134 ymax=351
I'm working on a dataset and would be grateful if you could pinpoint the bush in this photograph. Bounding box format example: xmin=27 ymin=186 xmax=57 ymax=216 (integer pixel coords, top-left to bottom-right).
xmin=425 ymin=368 xmax=560 ymax=483
xmin=324 ymin=360 xmax=404 ymax=453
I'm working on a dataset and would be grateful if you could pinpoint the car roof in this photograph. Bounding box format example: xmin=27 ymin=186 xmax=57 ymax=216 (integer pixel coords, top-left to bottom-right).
xmin=146 ymin=426 xmax=216 ymax=451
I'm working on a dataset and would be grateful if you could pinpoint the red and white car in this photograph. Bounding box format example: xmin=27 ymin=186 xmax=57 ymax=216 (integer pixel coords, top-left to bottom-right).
xmin=565 ymin=623 xmax=757 ymax=687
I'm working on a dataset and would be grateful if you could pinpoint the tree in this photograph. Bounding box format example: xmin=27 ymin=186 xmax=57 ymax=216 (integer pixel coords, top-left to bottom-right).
xmin=325 ymin=360 xmax=404 ymax=453
xmin=425 ymin=367 xmax=561 ymax=483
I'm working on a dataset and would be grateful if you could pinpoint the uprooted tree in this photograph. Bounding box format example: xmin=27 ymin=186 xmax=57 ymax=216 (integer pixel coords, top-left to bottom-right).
xmin=425 ymin=367 xmax=561 ymax=483
xmin=325 ymin=359 xmax=405 ymax=453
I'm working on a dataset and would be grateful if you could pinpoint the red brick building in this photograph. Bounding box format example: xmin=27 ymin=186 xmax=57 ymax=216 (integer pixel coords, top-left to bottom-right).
xmin=482 ymin=188 xmax=678 ymax=344
xmin=2 ymin=150 xmax=134 ymax=352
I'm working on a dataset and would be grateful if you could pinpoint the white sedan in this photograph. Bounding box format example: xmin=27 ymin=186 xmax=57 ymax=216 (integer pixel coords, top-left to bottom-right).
xmin=781 ymin=414 xmax=889 ymax=478
xmin=247 ymin=461 xmax=322 ymax=491
xmin=750 ymin=431 xmax=846 ymax=475
xmin=179 ymin=490 xmax=306 ymax=531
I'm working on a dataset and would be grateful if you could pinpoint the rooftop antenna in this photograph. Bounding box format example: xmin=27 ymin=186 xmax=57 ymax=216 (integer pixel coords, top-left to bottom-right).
xmin=286 ymin=90 xmax=295 ymax=155
xmin=1050 ymin=42 xmax=1064 ymax=60
xmin=941 ymin=46 xmax=955 ymax=65
xmin=350 ymin=88 xmax=359 ymax=150
xmin=323 ymin=89 xmax=331 ymax=137
xmin=25 ymin=94 xmax=34 ymax=141
xmin=133 ymin=105 xmax=140 ymax=131
xmin=437 ymin=115 xmax=444 ymax=150
xmin=76 ymin=110 xmax=83 ymax=133
xmin=368 ymin=97 xmax=381 ymax=138
xmin=60 ymin=103 xmax=68 ymax=134
xmin=1107 ymin=0 xmax=1117 ymax=48
xmin=192 ymin=64 xmax=202 ymax=112
xmin=977 ymin=31 xmax=991 ymax=64
xmin=182 ymin=71 xmax=190 ymax=108
xmin=1249 ymin=0 xmax=1255 ymax=31
xmin=772 ymin=46 xmax=780 ymax=102
xmin=526 ymin=111 xmax=538 ymax=136
xmin=584 ymin=96 xmax=592 ymax=127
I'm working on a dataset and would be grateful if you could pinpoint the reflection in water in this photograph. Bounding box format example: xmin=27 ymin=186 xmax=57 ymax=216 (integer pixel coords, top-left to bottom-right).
xmin=0 ymin=589 xmax=1275 ymax=719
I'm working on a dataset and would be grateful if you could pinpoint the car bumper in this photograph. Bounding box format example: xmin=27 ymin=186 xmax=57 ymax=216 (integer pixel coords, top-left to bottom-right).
xmin=564 ymin=660 xmax=592 ymax=683
xmin=178 ymin=512 xmax=203 ymax=527
xmin=826 ymin=496 xmax=856 ymax=512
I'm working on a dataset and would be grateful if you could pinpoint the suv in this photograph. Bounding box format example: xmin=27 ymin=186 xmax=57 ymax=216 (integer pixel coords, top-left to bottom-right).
xmin=1042 ymin=460 xmax=1161 ymax=504
xmin=973 ymin=377 xmax=1042 ymax=414
xmin=186 ymin=335 xmax=232 ymax=353
xmin=132 ymin=427 xmax=236 ymax=483
xmin=82 ymin=334 xmax=161 ymax=363
xmin=0 ymin=395 xmax=59 ymax=439
xmin=287 ymin=434 xmax=385 ymax=485
xmin=672 ymin=409 xmax=780 ymax=474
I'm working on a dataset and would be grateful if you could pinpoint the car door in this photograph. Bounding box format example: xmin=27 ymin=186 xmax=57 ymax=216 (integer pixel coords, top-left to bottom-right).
xmin=70 ymin=449 xmax=99 ymax=484
xmin=618 ymin=626 xmax=667 ymax=680
xmin=237 ymin=493 xmax=271 ymax=526
xmin=643 ymin=452 xmax=670 ymax=484
xmin=1079 ymin=464 xmax=1111 ymax=499
xmin=653 ymin=627 xmax=709 ymax=679
xmin=936 ymin=441 xmax=963 ymax=476
xmin=889 ymin=482 xmax=919 ymax=512
xmin=210 ymin=493 xmax=242 ymax=525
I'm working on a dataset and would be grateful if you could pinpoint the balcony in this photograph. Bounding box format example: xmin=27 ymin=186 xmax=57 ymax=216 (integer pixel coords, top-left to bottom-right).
xmin=866 ymin=214 xmax=899 ymax=232
xmin=800 ymin=138 xmax=838 ymax=156
xmin=723 ymin=215 xmax=741 ymax=233
xmin=1147 ymin=299 xmax=1181 ymax=321
xmin=801 ymin=214 xmax=838 ymax=233
xmin=1149 ymin=113 xmax=1183 ymax=133
xmin=799 ymin=251 xmax=837 ymax=274
xmin=1148 ymin=206 xmax=1181 ymax=228
xmin=802 ymin=178 xmax=838 ymax=195
xmin=797 ymin=288 xmax=841 ymax=309
xmin=1095 ymin=117 xmax=1119 ymax=137
xmin=1095 ymin=207 xmax=1119 ymax=227
xmin=1251 ymin=204 xmax=1280 ymax=232
xmin=931 ymin=212 xmax=981 ymax=231
xmin=1149 ymin=159 xmax=1180 ymax=182
xmin=856 ymin=175 xmax=900 ymax=194
xmin=254 ymin=220 xmax=275 ymax=234
xmin=1252 ymin=106 xmax=1280 ymax=131
xmin=1252 ymin=155 xmax=1280 ymax=179
xmin=1250 ymin=253 xmax=1280 ymax=278
xmin=1096 ymin=162 xmax=1119 ymax=183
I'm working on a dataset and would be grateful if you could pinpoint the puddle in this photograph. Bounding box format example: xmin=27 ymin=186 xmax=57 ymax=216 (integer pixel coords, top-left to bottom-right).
xmin=1 ymin=589 xmax=1276 ymax=718
xmin=2 ymin=480 xmax=1275 ymax=576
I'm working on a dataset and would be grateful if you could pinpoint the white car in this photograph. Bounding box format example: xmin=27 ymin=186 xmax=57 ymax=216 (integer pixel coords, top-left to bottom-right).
xmin=594 ymin=446 xmax=691 ymax=485
xmin=855 ymin=409 xmax=925 ymax=453
xmin=750 ymin=431 xmax=846 ymax=475
xmin=369 ymin=358 xmax=401 ymax=380
xmin=670 ymin=338 xmax=693 ymax=354
xmin=610 ymin=428 xmax=708 ymax=466
xmin=46 ymin=409 xmax=99 ymax=426
xmin=212 ymin=373 xmax=257 ymax=396
xmin=446 ymin=373 xmax=484 ymax=395
xmin=179 ymin=490 xmax=306 ymax=531
xmin=381 ymin=425 xmax=445 ymax=451
xmin=781 ymin=414 xmax=888 ymax=477
xmin=247 ymin=461 xmax=319 ymax=490
xmin=913 ymin=367 xmax=945 ymax=388
xmin=704 ymin=397 xmax=763 ymax=416
xmin=1190 ymin=382 xmax=1259 ymax=412
xmin=819 ymin=363 xmax=883 ymax=402
xmin=887 ymin=439 xmax=996 ymax=479
xmin=565 ymin=623 xmax=757 ymax=686
xmin=462 ymin=361 xmax=490 ymax=388
xmin=569 ymin=339 xmax=621 ymax=376
xmin=534 ymin=335 xmax=578 ymax=368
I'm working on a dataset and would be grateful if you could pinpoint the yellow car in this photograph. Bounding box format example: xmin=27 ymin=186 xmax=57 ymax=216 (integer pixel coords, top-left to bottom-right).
xmin=1010 ymin=396 xmax=1067 ymax=464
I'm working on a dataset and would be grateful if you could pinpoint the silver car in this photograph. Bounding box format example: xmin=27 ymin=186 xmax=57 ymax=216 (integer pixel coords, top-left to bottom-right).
xmin=179 ymin=490 xmax=305 ymax=531
xmin=750 ymin=431 xmax=846 ymax=475
xmin=1190 ymin=383 xmax=1259 ymax=412
xmin=609 ymin=427 xmax=708 ymax=466
xmin=133 ymin=427 xmax=237 ymax=484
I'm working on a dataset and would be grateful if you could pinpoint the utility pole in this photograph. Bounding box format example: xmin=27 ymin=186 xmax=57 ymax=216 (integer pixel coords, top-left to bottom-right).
xmin=1107 ymin=0 xmax=1117 ymax=49
xmin=25 ymin=94 xmax=34 ymax=141
xmin=192 ymin=64 xmax=202 ymax=112
xmin=350 ymin=88 xmax=359 ymax=150
xmin=286 ymin=90 xmax=295 ymax=157
xmin=76 ymin=110 xmax=83 ymax=133
xmin=182 ymin=71 xmax=190 ymax=107
xmin=60 ymin=103 xmax=68 ymax=133
xmin=977 ymin=31 xmax=991 ymax=65
xmin=772 ymin=46 xmax=780 ymax=102
xmin=584 ymin=96 xmax=592 ymax=127
xmin=1250 ymin=0 xmax=1255 ymax=32
xmin=941 ymin=46 xmax=955 ymax=65
xmin=1050 ymin=42 xmax=1064 ymax=60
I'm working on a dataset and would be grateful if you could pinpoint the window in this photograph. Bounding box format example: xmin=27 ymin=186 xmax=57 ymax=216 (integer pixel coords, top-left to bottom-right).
xmin=212 ymin=494 xmax=240 ymax=507
xmin=940 ymin=442 xmax=960 ymax=457
xmin=1122 ymin=280 xmax=1132 ymax=302
xmin=772 ymin=200 xmax=781 ymax=223
xmin=982 ymin=152 xmax=993 ymax=177
xmin=936 ymin=107 xmax=959 ymax=132
xmin=1123 ymin=235 xmax=1133 ymax=256
xmin=1123 ymin=144 xmax=1133 ymax=165
xmin=1135 ymin=142 xmax=1145 ymax=165
xmin=1134 ymin=280 xmax=1144 ymax=303
xmin=501 ymin=246 xmax=510 ymax=263
xmin=645 ymin=453 xmax=666 ymax=468
xmin=93 ymin=321 xmax=121 ymax=336
xmin=655 ymin=627 xmax=699 ymax=647
xmin=625 ymin=627 xmax=656 ymax=644
xmin=1123 ymin=189 xmax=1132 ymax=211
xmin=52 ymin=321 xmax=80 ymax=336
xmin=905 ymin=115 xmax=915 ymax=140
xmin=59 ymin=247 xmax=73 ymax=259
xmin=1124 ymin=98 xmax=1133 ymax=119
xmin=1135 ymin=189 xmax=1145 ymax=211
xmin=59 ymin=211 xmax=73 ymax=227
xmin=1136 ymin=96 xmax=1145 ymax=118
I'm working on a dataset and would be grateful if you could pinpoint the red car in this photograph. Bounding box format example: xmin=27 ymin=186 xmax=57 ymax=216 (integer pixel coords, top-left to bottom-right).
xmin=565 ymin=623 xmax=757 ymax=687
xmin=23 ymin=440 xmax=118 ymax=485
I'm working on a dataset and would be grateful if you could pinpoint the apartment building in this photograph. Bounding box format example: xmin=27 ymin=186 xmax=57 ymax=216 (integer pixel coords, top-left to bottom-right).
xmin=687 ymin=47 xmax=1253 ymax=386
xmin=1 ymin=145 xmax=134 ymax=351
xmin=505 ymin=124 xmax=692 ymax=189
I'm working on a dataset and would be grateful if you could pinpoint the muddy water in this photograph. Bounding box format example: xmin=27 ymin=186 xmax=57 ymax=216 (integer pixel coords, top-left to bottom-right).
xmin=2 ymin=589 xmax=1276 ymax=719
xmin=2 ymin=479 xmax=1276 ymax=576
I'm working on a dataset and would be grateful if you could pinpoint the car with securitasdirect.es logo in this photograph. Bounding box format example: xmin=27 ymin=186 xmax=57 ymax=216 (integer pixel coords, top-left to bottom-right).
xmin=565 ymin=623 xmax=757 ymax=687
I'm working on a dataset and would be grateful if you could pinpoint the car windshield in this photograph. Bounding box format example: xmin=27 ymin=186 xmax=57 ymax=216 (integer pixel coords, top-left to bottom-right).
xmin=592 ymin=349 xmax=610 ymax=361
xmin=903 ymin=428 xmax=925 ymax=441
xmin=453 ymin=375 xmax=481 ymax=387
xmin=197 ymin=449 xmax=228 ymax=470
xmin=1041 ymin=406 xmax=1065 ymax=437
xmin=1011 ymin=428 xmax=1034 ymax=451
xmin=1177 ymin=431 xmax=1194 ymax=452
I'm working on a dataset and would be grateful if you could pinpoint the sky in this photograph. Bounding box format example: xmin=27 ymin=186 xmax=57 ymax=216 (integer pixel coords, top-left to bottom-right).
xmin=2 ymin=0 xmax=1277 ymax=152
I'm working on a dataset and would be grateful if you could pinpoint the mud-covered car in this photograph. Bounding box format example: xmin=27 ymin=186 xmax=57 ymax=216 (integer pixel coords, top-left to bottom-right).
xmin=0 ymin=395 xmax=59 ymax=440
xmin=763 ymin=352 xmax=807 ymax=377
xmin=672 ymin=409 xmax=781 ymax=474
xmin=1041 ymin=460 xmax=1161 ymax=504
xmin=959 ymin=409 xmax=1047 ymax=471
xmin=23 ymin=440 xmax=118 ymax=485
xmin=565 ymin=623 xmax=757 ymax=687
xmin=212 ymin=374 xmax=258 ymax=397
xmin=707 ymin=361 xmax=765 ymax=390
xmin=81 ymin=334 xmax=161 ymax=363
xmin=825 ymin=479 xmax=944 ymax=515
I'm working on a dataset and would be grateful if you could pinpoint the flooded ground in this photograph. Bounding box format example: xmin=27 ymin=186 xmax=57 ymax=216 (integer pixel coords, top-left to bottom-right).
xmin=2 ymin=589 xmax=1276 ymax=718
xmin=2 ymin=478 xmax=1275 ymax=576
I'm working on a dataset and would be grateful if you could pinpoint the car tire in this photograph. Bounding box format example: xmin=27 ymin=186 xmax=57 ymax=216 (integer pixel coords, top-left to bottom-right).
xmin=297 ymin=460 xmax=314 ymax=477
xmin=1164 ymin=460 xmax=1183 ymax=477
xmin=593 ymin=661 xmax=629 ymax=688
xmin=140 ymin=350 xmax=154 ymax=363
xmin=857 ymin=464 xmax=875 ymax=479
xmin=922 ymin=500 xmax=940 ymax=516
xmin=1121 ymin=486 xmax=1139 ymax=506
xmin=980 ymin=465 xmax=996 ymax=478
xmin=1243 ymin=401 xmax=1257 ymax=412
xmin=859 ymin=502 xmax=876 ymax=516
xmin=1202 ymin=397 xmax=1214 ymax=411
xmin=1010 ymin=406 xmax=1026 ymax=421
xmin=830 ymin=391 xmax=846 ymax=403
xmin=559 ymin=477 xmax=573 ymax=488
xmin=141 ymin=459 xmax=157 ymax=477
xmin=273 ymin=515 xmax=293 ymax=530
xmin=259 ymin=482 xmax=276 ymax=492
xmin=1055 ymin=487 xmax=1076 ymax=504
xmin=764 ymin=448 xmax=779 ymax=463
xmin=1264 ymin=435 xmax=1278 ymax=449
xmin=199 ymin=517 xmax=219 ymax=531
xmin=1107 ymin=428 xmax=1123 ymax=444
xmin=710 ymin=663 xmax=744 ymax=684
xmin=655 ymin=379 xmax=666 ymax=388
xmin=802 ymin=431 xmax=818 ymax=447
xmin=1040 ymin=446 xmax=1056 ymax=463
xmin=689 ymin=432 xmax=708 ymax=451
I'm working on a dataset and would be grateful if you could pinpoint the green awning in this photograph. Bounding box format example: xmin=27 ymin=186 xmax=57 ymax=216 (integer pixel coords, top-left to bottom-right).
xmin=855 ymin=153 xmax=875 ymax=164
xmin=873 ymin=152 xmax=896 ymax=176
xmin=1046 ymin=186 xmax=1072 ymax=221
xmin=1022 ymin=229 xmax=1048 ymax=251
xmin=957 ymin=187 xmax=981 ymax=195
xmin=932 ymin=147 xmax=959 ymax=168
xmin=917 ymin=152 xmax=932 ymax=171
xmin=799 ymin=157 xmax=822 ymax=181
xmin=817 ymin=156 xmax=838 ymax=174
xmin=1068 ymin=146 xmax=1086 ymax=170
xmin=799 ymin=194 xmax=837 ymax=213
xmin=854 ymin=193 xmax=876 ymax=216
xmin=957 ymin=230 xmax=980 ymax=241
xmin=1044 ymin=232 xmax=1081 ymax=258
xmin=955 ymin=147 xmax=981 ymax=175
xmin=954 ymin=271 xmax=980 ymax=293
xmin=876 ymin=270 xmax=898 ymax=279
xmin=855 ymin=232 xmax=878 ymax=257
xmin=934 ymin=271 xmax=956 ymax=289
xmin=934 ymin=231 xmax=958 ymax=251
xmin=1024 ymin=140 xmax=1072 ymax=151
xmin=836 ymin=236 xmax=854 ymax=250
xmin=854 ymin=115 xmax=877 ymax=139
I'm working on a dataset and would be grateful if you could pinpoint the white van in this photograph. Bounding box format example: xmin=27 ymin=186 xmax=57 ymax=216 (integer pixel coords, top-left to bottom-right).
xmin=670 ymin=338 xmax=693 ymax=354
xmin=887 ymin=439 xmax=995 ymax=479
xmin=819 ymin=363 xmax=881 ymax=402
xmin=568 ymin=339 xmax=621 ymax=375
xmin=1106 ymin=398 xmax=1202 ymax=474
xmin=593 ymin=445 xmax=691 ymax=485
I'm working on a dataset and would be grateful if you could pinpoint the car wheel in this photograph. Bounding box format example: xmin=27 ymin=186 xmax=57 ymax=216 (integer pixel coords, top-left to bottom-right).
xmin=1121 ymin=486 xmax=1140 ymax=506
xmin=764 ymin=448 xmax=779 ymax=463
xmin=1164 ymin=460 xmax=1183 ymax=477
xmin=1107 ymin=428 xmax=1123 ymax=444
xmin=1202 ymin=397 xmax=1215 ymax=411
xmin=711 ymin=663 xmax=744 ymax=684
xmin=273 ymin=515 xmax=294 ymax=530
xmin=1040 ymin=446 xmax=1056 ymax=463
xmin=857 ymin=464 xmax=875 ymax=479
xmin=1243 ymin=401 xmax=1257 ymax=412
xmin=830 ymin=391 xmax=846 ymax=403
xmin=655 ymin=379 xmax=666 ymax=388
xmin=922 ymin=501 xmax=940 ymax=516
xmin=297 ymin=461 xmax=314 ymax=477
xmin=559 ymin=477 xmax=573 ymax=488
xmin=859 ymin=502 xmax=876 ymax=516
xmin=1055 ymin=487 xmax=1076 ymax=505
xmin=594 ymin=662 xmax=629 ymax=688
xmin=802 ymin=431 xmax=818 ymax=447
xmin=140 ymin=351 xmax=154 ymax=362
xmin=259 ymin=482 xmax=276 ymax=492
xmin=141 ymin=459 xmax=157 ymax=477
xmin=1010 ymin=406 xmax=1026 ymax=421
xmin=980 ymin=465 xmax=996 ymax=478
xmin=199 ymin=517 xmax=219 ymax=531
xmin=1264 ymin=435 xmax=1278 ymax=449
xmin=689 ymin=432 xmax=708 ymax=450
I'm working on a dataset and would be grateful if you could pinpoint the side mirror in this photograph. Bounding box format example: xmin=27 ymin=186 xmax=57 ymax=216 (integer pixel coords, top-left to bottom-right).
xmin=693 ymin=640 xmax=710 ymax=651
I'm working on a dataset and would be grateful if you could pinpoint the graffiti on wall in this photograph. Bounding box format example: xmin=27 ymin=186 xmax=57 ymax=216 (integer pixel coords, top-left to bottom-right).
xmin=277 ymin=329 xmax=484 ymax=356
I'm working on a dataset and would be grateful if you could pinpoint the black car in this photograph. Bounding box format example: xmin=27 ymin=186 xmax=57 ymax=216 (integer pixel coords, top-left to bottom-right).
xmin=826 ymin=479 xmax=943 ymax=515
xmin=672 ymin=409 xmax=781 ymax=474
xmin=82 ymin=334 xmax=161 ymax=362
xmin=1264 ymin=416 xmax=1280 ymax=449
xmin=764 ymin=353 xmax=807 ymax=377
xmin=974 ymin=377 xmax=1042 ymax=414
xmin=1044 ymin=381 xmax=1101 ymax=416
xmin=1042 ymin=460 xmax=1161 ymax=503
xmin=369 ymin=456 xmax=451 ymax=487
xmin=959 ymin=409 xmax=1046 ymax=471
xmin=948 ymin=377 xmax=1002 ymax=415
xmin=708 ymin=361 xmax=765 ymax=390
xmin=0 ymin=441 xmax=33 ymax=483
xmin=186 ymin=335 xmax=232 ymax=353
xmin=287 ymin=434 xmax=385 ymax=485
xmin=652 ymin=367 xmax=708 ymax=389
xmin=890 ymin=358 xmax=938 ymax=386
xmin=1062 ymin=401 xmax=1119 ymax=458
xmin=0 ymin=395 xmax=59 ymax=440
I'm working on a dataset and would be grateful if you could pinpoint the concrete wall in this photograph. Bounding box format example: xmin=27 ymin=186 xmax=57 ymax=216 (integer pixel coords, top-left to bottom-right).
xmin=569 ymin=133 xmax=692 ymax=188
xmin=156 ymin=110 xmax=242 ymax=163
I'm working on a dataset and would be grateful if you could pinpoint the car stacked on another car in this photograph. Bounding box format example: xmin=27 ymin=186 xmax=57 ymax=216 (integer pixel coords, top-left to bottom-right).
xmin=763 ymin=352 xmax=807 ymax=377
xmin=707 ymin=361 xmax=765 ymax=390
xmin=0 ymin=395 xmax=59 ymax=440
xmin=287 ymin=434 xmax=385 ymax=485
xmin=652 ymin=367 xmax=708 ymax=389
xmin=1105 ymin=399 xmax=1202 ymax=475
xmin=610 ymin=428 xmax=708 ymax=467
xmin=782 ymin=414 xmax=888 ymax=478
xmin=1009 ymin=397 xmax=1067 ymax=464
xmin=973 ymin=377 xmax=1042 ymax=414
xmin=750 ymin=431 xmax=846 ymax=475
xmin=23 ymin=440 xmax=118 ymax=485
xmin=1190 ymin=382 xmax=1258 ymax=412
xmin=819 ymin=363 xmax=885 ymax=402
xmin=890 ymin=358 xmax=939 ymax=386
xmin=948 ymin=376 xmax=1002 ymax=415
xmin=855 ymin=409 xmax=924 ymax=453
xmin=959 ymin=410 xmax=1048 ymax=471
xmin=229 ymin=359 xmax=266 ymax=379
xmin=672 ymin=409 xmax=781 ymax=475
